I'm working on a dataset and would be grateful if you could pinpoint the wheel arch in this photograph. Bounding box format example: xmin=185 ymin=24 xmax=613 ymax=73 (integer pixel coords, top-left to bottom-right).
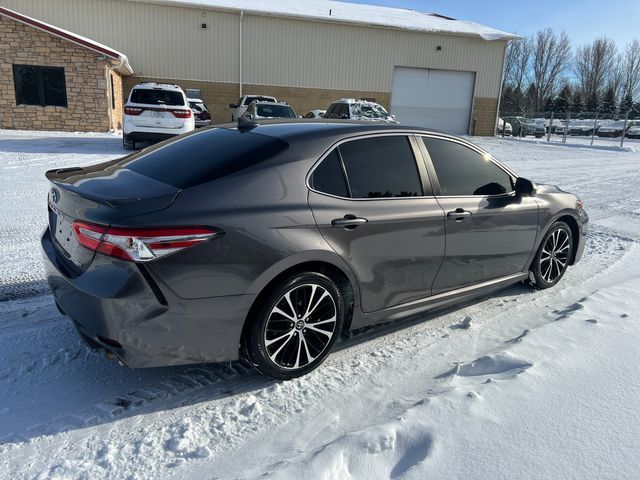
xmin=240 ymin=254 xmax=359 ymax=355
xmin=536 ymin=211 xmax=581 ymax=266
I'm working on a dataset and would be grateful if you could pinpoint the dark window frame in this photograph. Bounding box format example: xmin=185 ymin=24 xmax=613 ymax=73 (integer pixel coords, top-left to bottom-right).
xmin=12 ymin=64 xmax=68 ymax=107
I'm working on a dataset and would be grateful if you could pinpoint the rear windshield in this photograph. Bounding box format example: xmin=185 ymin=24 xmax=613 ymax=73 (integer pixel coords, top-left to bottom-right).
xmin=256 ymin=105 xmax=296 ymax=118
xmin=123 ymin=128 xmax=288 ymax=188
xmin=130 ymin=89 xmax=185 ymax=106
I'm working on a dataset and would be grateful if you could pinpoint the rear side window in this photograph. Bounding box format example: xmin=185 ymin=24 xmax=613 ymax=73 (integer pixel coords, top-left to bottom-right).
xmin=422 ymin=137 xmax=513 ymax=196
xmin=339 ymin=136 xmax=423 ymax=198
xmin=310 ymin=150 xmax=349 ymax=197
xmin=123 ymin=128 xmax=288 ymax=188
xmin=130 ymin=89 xmax=185 ymax=106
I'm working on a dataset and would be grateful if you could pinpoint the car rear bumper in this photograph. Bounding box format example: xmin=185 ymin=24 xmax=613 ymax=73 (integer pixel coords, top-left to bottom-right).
xmin=124 ymin=131 xmax=178 ymax=142
xmin=41 ymin=228 xmax=254 ymax=368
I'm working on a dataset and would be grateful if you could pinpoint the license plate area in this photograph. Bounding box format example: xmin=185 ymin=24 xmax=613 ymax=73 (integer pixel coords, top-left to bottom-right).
xmin=49 ymin=203 xmax=94 ymax=269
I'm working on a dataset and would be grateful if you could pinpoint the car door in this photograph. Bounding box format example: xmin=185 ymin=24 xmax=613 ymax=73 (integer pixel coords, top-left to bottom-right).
xmin=308 ymin=134 xmax=445 ymax=313
xmin=418 ymin=135 xmax=539 ymax=294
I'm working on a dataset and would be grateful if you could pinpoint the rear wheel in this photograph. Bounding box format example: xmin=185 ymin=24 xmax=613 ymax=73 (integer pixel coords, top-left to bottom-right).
xmin=530 ymin=221 xmax=573 ymax=289
xmin=123 ymin=135 xmax=135 ymax=150
xmin=246 ymin=272 xmax=344 ymax=380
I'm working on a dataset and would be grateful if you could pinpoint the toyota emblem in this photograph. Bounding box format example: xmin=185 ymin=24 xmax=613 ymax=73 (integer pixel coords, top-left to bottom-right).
xmin=50 ymin=188 xmax=60 ymax=203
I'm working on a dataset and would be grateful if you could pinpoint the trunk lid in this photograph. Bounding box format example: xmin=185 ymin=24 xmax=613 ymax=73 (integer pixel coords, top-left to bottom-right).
xmin=46 ymin=161 xmax=180 ymax=271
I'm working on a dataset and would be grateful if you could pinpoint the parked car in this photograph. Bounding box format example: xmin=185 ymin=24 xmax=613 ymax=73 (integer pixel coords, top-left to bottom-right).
xmin=42 ymin=121 xmax=588 ymax=379
xmin=502 ymin=116 xmax=545 ymax=138
xmin=546 ymin=119 xmax=565 ymax=134
xmin=229 ymin=95 xmax=277 ymax=121
xmin=123 ymin=83 xmax=194 ymax=150
xmin=597 ymin=120 xmax=640 ymax=138
xmin=242 ymin=101 xmax=297 ymax=120
xmin=566 ymin=120 xmax=599 ymax=136
xmin=324 ymin=99 xmax=398 ymax=123
xmin=188 ymin=98 xmax=212 ymax=128
xmin=497 ymin=117 xmax=512 ymax=135
xmin=626 ymin=125 xmax=640 ymax=139
xmin=304 ymin=109 xmax=326 ymax=119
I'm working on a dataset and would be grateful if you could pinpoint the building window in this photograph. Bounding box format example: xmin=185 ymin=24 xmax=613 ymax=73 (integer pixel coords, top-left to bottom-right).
xmin=12 ymin=65 xmax=68 ymax=107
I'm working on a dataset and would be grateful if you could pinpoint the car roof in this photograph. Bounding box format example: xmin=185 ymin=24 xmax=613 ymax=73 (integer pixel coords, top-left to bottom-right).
xmin=132 ymin=82 xmax=184 ymax=92
xmin=188 ymin=98 xmax=204 ymax=103
xmin=253 ymin=101 xmax=291 ymax=106
xmin=213 ymin=119 xmax=447 ymax=142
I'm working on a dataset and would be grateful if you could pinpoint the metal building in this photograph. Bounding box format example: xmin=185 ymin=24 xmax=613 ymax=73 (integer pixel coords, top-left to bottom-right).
xmin=0 ymin=0 xmax=518 ymax=134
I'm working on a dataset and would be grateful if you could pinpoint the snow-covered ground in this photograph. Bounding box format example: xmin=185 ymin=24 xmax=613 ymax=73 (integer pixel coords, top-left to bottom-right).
xmin=0 ymin=130 xmax=639 ymax=480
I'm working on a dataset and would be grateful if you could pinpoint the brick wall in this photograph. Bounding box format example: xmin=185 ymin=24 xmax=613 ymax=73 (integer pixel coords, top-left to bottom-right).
xmin=471 ymin=97 xmax=499 ymax=136
xmin=123 ymin=76 xmax=389 ymax=124
xmin=0 ymin=14 xmax=112 ymax=132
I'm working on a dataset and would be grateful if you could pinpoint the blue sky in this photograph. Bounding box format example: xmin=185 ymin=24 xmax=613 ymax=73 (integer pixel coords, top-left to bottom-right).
xmin=349 ymin=0 xmax=639 ymax=49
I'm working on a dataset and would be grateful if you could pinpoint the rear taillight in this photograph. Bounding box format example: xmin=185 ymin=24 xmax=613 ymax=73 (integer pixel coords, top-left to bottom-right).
xmin=201 ymin=112 xmax=211 ymax=120
xmin=72 ymin=222 xmax=221 ymax=262
xmin=170 ymin=109 xmax=192 ymax=118
xmin=124 ymin=106 xmax=144 ymax=116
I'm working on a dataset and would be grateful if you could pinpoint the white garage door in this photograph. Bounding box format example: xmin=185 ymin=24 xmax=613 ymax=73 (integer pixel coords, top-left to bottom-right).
xmin=390 ymin=67 xmax=475 ymax=135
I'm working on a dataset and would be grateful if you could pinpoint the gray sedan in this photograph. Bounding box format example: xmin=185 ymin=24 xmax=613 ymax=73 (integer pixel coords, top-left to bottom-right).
xmin=42 ymin=121 xmax=588 ymax=379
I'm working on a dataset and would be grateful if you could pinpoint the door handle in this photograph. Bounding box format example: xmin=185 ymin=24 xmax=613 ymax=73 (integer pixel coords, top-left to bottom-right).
xmin=331 ymin=214 xmax=368 ymax=229
xmin=447 ymin=208 xmax=472 ymax=221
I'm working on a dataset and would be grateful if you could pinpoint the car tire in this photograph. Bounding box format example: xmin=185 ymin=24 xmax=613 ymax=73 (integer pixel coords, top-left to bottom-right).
xmin=246 ymin=272 xmax=345 ymax=380
xmin=123 ymin=135 xmax=136 ymax=150
xmin=530 ymin=221 xmax=573 ymax=289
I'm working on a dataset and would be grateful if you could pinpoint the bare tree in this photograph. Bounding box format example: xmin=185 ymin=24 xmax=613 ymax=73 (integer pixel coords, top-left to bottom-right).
xmin=620 ymin=39 xmax=640 ymax=99
xmin=574 ymin=37 xmax=618 ymax=107
xmin=504 ymin=36 xmax=533 ymax=92
xmin=530 ymin=29 xmax=572 ymax=110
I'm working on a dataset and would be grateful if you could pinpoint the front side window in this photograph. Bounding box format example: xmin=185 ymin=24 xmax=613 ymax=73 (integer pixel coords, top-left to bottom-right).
xmin=422 ymin=137 xmax=513 ymax=196
xmin=340 ymin=136 xmax=423 ymax=198
xmin=13 ymin=65 xmax=67 ymax=107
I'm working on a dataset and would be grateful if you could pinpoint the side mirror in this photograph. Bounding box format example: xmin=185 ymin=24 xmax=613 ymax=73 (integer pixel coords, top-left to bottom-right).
xmin=229 ymin=103 xmax=237 ymax=108
xmin=515 ymin=177 xmax=536 ymax=196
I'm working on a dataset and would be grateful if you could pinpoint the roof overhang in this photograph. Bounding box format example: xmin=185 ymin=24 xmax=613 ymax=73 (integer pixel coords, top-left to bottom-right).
xmin=124 ymin=0 xmax=521 ymax=41
xmin=0 ymin=6 xmax=134 ymax=74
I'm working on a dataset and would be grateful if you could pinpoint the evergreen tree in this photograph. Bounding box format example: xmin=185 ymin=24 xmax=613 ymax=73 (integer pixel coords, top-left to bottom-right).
xmin=543 ymin=96 xmax=554 ymax=113
xmin=620 ymin=93 xmax=634 ymax=115
xmin=630 ymin=102 xmax=640 ymax=120
xmin=601 ymin=86 xmax=617 ymax=115
xmin=585 ymin=91 xmax=599 ymax=113
xmin=525 ymin=83 xmax=537 ymax=115
xmin=554 ymin=85 xmax=571 ymax=113
xmin=570 ymin=90 xmax=584 ymax=114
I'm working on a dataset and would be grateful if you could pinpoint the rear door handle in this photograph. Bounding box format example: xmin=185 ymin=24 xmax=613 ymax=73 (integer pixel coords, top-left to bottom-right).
xmin=331 ymin=215 xmax=368 ymax=229
xmin=447 ymin=208 xmax=472 ymax=221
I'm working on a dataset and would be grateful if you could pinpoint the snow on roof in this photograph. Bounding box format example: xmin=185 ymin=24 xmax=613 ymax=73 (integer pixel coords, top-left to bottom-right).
xmin=128 ymin=0 xmax=519 ymax=41
xmin=0 ymin=6 xmax=134 ymax=74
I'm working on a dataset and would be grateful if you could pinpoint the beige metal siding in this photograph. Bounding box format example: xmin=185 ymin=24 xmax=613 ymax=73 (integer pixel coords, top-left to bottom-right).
xmin=1 ymin=0 xmax=506 ymax=97
xmin=0 ymin=0 xmax=240 ymax=83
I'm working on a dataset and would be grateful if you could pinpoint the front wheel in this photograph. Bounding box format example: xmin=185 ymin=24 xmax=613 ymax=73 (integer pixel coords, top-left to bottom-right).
xmin=246 ymin=272 xmax=345 ymax=380
xmin=530 ymin=221 xmax=573 ymax=289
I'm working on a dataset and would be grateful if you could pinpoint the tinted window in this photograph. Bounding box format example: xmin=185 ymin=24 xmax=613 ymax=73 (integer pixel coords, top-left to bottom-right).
xmin=123 ymin=128 xmax=288 ymax=188
xmin=310 ymin=150 xmax=349 ymax=197
xmin=130 ymin=89 xmax=184 ymax=106
xmin=256 ymin=105 xmax=296 ymax=118
xmin=339 ymin=136 xmax=423 ymax=198
xmin=13 ymin=65 xmax=67 ymax=107
xmin=422 ymin=137 xmax=513 ymax=196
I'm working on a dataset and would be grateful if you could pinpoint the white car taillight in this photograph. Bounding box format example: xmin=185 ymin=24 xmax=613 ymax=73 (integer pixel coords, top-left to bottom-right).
xmin=72 ymin=222 xmax=221 ymax=262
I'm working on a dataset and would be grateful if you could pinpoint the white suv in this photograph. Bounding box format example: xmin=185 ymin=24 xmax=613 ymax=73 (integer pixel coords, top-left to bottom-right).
xmin=123 ymin=83 xmax=195 ymax=150
xmin=229 ymin=95 xmax=277 ymax=121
